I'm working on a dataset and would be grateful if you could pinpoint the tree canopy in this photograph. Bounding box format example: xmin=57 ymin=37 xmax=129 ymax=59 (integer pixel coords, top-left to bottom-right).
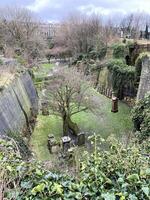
xmin=45 ymin=67 xmax=96 ymax=136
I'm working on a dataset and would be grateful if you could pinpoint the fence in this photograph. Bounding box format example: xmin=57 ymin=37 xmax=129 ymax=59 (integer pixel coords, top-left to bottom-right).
xmin=97 ymin=85 xmax=136 ymax=105
xmin=97 ymin=85 xmax=112 ymax=98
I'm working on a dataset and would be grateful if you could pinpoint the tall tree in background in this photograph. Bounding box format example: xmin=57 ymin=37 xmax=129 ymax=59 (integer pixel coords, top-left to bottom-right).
xmin=0 ymin=7 xmax=46 ymax=64
xmin=54 ymin=14 xmax=110 ymax=57
xmin=120 ymin=12 xmax=150 ymax=39
xmin=145 ymin=24 xmax=149 ymax=39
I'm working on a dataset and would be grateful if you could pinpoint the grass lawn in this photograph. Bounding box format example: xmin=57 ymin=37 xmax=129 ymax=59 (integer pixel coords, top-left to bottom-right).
xmin=33 ymin=63 xmax=54 ymax=81
xmin=30 ymin=91 xmax=133 ymax=161
xmin=30 ymin=115 xmax=62 ymax=161
xmin=73 ymin=94 xmax=132 ymax=138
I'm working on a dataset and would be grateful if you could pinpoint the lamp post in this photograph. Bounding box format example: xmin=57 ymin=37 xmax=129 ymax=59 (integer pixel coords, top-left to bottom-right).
xmin=111 ymin=96 xmax=118 ymax=113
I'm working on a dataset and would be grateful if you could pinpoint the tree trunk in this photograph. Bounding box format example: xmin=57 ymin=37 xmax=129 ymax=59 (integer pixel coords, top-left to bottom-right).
xmin=63 ymin=115 xmax=79 ymax=136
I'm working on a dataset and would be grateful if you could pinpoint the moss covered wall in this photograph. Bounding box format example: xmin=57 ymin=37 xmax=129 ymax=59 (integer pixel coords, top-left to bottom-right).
xmin=0 ymin=71 xmax=38 ymax=136
xmin=98 ymin=67 xmax=112 ymax=89
xmin=137 ymin=57 xmax=150 ymax=100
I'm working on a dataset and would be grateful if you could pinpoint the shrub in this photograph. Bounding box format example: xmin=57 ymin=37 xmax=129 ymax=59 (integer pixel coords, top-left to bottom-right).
xmin=6 ymin=131 xmax=31 ymax=158
xmin=80 ymin=135 xmax=150 ymax=200
xmin=15 ymin=55 xmax=27 ymax=66
xmin=112 ymin=43 xmax=127 ymax=59
xmin=1 ymin=136 xmax=149 ymax=199
xmin=132 ymin=94 xmax=150 ymax=141
xmin=122 ymin=38 xmax=126 ymax=43
xmin=89 ymin=46 xmax=107 ymax=60
xmin=135 ymin=52 xmax=150 ymax=79
xmin=45 ymin=51 xmax=52 ymax=63
xmin=107 ymin=59 xmax=135 ymax=99
xmin=126 ymin=40 xmax=135 ymax=49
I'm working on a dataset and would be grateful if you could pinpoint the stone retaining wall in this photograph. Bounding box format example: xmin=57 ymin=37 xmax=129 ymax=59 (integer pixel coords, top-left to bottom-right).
xmin=137 ymin=57 xmax=150 ymax=100
xmin=0 ymin=71 xmax=38 ymax=136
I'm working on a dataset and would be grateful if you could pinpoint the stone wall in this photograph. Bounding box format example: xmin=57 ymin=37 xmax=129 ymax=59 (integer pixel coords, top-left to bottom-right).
xmin=0 ymin=71 xmax=38 ymax=136
xmin=98 ymin=67 xmax=112 ymax=89
xmin=137 ymin=57 xmax=150 ymax=100
xmin=128 ymin=43 xmax=150 ymax=65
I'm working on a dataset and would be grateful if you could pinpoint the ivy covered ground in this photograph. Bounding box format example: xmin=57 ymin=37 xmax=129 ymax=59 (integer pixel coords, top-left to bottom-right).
xmin=1 ymin=137 xmax=149 ymax=199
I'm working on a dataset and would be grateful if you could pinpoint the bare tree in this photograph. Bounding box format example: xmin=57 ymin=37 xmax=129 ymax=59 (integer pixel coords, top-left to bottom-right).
xmin=0 ymin=7 xmax=46 ymax=64
xmin=45 ymin=67 xmax=95 ymax=136
xmin=54 ymin=14 xmax=107 ymax=56
xmin=120 ymin=12 xmax=150 ymax=39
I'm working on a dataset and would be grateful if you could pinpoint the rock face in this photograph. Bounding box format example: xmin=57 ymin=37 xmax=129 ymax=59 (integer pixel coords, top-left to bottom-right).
xmin=137 ymin=57 xmax=150 ymax=100
xmin=0 ymin=71 xmax=38 ymax=136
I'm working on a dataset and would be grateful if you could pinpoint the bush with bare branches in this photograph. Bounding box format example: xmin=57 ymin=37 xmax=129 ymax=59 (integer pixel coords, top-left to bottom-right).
xmin=0 ymin=7 xmax=46 ymax=65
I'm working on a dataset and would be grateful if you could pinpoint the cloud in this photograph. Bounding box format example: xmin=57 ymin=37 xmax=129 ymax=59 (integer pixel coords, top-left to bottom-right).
xmin=27 ymin=0 xmax=61 ymax=12
xmin=78 ymin=4 xmax=127 ymax=16
xmin=23 ymin=0 xmax=150 ymax=21
xmin=78 ymin=4 xmax=110 ymax=15
xmin=130 ymin=0 xmax=150 ymax=13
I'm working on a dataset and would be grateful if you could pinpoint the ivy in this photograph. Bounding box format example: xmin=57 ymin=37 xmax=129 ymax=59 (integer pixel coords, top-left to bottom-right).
xmin=6 ymin=131 xmax=31 ymax=158
xmin=132 ymin=94 xmax=150 ymax=141
xmin=0 ymin=136 xmax=149 ymax=199
xmin=107 ymin=59 xmax=135 ymax=99
xmin=112 ymin=43 xmax=128 ymax=59
xmin=126 ymin=40 xmax=136 ymax=49
xmin=135 ymin=52 xmax=150 ymax=67
xmin=89 ymin=46 xmax=107 ymax=60
xmin=135 ymin=52 xmax=150 ymax=82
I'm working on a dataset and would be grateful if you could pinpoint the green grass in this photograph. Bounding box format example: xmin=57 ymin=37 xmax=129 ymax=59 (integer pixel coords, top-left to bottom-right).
xmin=73 ymin=95 xmax=132 ymax=138
xmin=30 ymin=91 xmax=133 ymax=161
xmin=30 ymin=115 xmax=62 ymax=161
xmin=33 ymin=63 xmax=54 ymax=81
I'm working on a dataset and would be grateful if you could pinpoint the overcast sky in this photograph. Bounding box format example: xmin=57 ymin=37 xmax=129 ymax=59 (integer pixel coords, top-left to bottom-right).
xmin=1 ymin=0 xmax=150 ymax=22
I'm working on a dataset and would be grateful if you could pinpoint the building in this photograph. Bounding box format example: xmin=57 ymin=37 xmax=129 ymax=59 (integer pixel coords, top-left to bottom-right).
xmin=39 ymin=23 xmax=60 ymax=40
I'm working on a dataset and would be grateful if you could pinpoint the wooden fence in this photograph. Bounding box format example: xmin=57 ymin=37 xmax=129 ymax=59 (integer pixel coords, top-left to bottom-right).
xmin=97 ymin=85 xmax=112 ymax=99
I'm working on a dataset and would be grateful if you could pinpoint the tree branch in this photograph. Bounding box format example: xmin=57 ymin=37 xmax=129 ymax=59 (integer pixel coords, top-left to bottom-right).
xmin=71 ymin=107 xmax=88 ymax=116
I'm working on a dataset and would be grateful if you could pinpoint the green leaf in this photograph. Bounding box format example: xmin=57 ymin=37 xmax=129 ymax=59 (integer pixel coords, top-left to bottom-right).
xmin=101 ymin=193 xmax=115 ymax=200
xmin=115 ymin=192 xmax=125 ymax=200
xmin=0 ymin=153 xmax=3 ymax=160
xmin=105 ymin=178 xmax=112 ymax=184
xmin=6 ymin=190 xmax=19 ymax=199
xmin=129 ymin=194 xmax=138 ymax=200
xmin=118 ymin=177 xmax=125 ymax=184
xmin=142 ymin=186 xmax=149 ymax=197
xmin=140 ymin=168 xmax=150 ymax=176
xmin=35 ymin=169 xmax=43 ymax=176
xmin=127 ymin=174 xmax=139 ymax=183
xmin=52 ymin=183 xmax=63 ymax=195
xmin=31 ymin=183 xmax=45 ymax=195
xmin=75 ymin=192 xmax=82 ymax=199
xmin=21 ymin=181 xmax=33 ymax=189
xmin=6 ymin=165 xmax=13 ymax=172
